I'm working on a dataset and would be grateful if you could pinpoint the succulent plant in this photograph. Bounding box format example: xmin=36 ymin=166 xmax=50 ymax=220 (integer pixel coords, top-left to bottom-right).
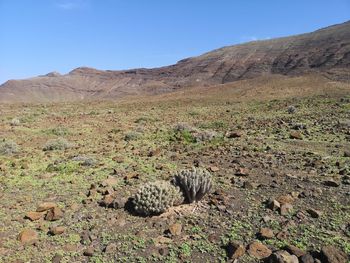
xmin=172 ymin=167 xmax=212 ymax=203
xmin=132 ymin=181 xmax=183 ymax=216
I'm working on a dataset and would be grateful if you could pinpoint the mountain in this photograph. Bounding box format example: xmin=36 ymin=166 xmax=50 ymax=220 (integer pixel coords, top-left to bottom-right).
xmin=1 ymin=21 xmax=349 ymax=103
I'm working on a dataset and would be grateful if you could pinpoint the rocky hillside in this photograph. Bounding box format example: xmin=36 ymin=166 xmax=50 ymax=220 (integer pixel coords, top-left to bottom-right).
xmin=1 ymin=21 xmax=349 ymax=102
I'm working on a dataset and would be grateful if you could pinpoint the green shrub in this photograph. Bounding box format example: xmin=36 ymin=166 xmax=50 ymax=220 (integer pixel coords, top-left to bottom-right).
xmin=0 ymin=140 xmax=19 ymax=155
xmin=43 ymin=138 xmax=72 ymax=151
xmin=46 ymin=127 xmax=69 ymax=136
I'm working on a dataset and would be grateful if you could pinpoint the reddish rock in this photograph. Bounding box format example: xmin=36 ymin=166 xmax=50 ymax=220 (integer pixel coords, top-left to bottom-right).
xmin=45 ymin=207 xmax=63 ymax=221
xmin=267 ymin=199 xmax=281 ymax=210
xmin=168 ymin=223 xmax=182 ymax=236
xmin=100 ymin=195 xmax=115 ymax=207
xmin=248 ymin=241 xmax=272 ymax=259
xmin=83 ymin=247 xmax=94 ymax=257
xmin=280 ymin=203 xmax=293 ymax=215
xmin=276 ymin=195 xmax=294 ymax=205
xmin=25 ymin=211 xmax=45 ymax=221
xmin=227 ymin=242 xmax=246 ymax=259
xmin=258 ymin=228 xmax=274 ymax=239
xmin=49 ymin=226 xmax=66 ymax=236
xmin=36 ymin=202 xmax=57 ymax=212
xmin=236 ymin=167 xmax=249 ymax=176
xmin=300 ymin=253 xmax=315 ymax=263
xmin=290 ymin=131 xmax=303 ymax=140
xmin=102 ymin=177 xmax=119 ymax=187
xmin=276 ymin=230 xmax=289 ymax=240
xmin=320 ymin=245 xmax=348 ymax=263
xmin=285 ymin=244 xmax=306 ymax=257
xmin=18 ymin=229 xmax=38 ymax=245
xmin=226 ymin=131 xmax=242 ymax=138
xmin=268 ymin=250 xmax=298 ymax=263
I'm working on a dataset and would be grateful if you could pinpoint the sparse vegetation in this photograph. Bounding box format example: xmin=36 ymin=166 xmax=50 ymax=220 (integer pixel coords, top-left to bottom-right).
xmin=0 ymin=140 xmax=19 ymax=155
xmin=0 ymin=83 xmax=349 ymax=262
xmin=43 ymin=138 xmax=72 ymax=151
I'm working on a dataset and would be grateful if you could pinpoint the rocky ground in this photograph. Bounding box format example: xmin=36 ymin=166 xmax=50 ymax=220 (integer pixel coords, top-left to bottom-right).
xmin=0 ymin=84 xmax=349 ymax=262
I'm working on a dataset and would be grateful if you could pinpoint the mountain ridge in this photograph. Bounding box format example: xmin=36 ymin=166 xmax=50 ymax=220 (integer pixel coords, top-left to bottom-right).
xmin=1 ymin=20 xmax=349 ymax=103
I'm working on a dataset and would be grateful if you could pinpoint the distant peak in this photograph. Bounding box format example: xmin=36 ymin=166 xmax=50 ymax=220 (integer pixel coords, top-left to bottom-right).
xmin=45 ymin=71 xmax=61 ymax=77
xmin=69 ymin=67 xmax=102 ymax=75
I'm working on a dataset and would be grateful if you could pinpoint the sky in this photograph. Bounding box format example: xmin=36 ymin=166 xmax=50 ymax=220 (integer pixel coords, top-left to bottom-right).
xmin=0 ymin=0 xmax=349 ymax=84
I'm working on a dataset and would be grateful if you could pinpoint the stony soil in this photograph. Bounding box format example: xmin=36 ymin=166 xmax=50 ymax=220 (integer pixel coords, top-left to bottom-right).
xmin=0 ymin=81 xmax=349 ymax=262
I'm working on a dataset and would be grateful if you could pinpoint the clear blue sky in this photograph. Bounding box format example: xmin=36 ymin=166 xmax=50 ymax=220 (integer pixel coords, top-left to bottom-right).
xmin=0 ymin=0 xmax=349 ymax=84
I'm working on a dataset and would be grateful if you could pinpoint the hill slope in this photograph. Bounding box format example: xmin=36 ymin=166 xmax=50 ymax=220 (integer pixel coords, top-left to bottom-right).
xmin=1 ymin=21 xmax=349 ymax=103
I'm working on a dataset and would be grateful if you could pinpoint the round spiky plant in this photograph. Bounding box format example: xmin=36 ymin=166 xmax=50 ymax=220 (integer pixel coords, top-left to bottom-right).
xmin=132 ymin=181 xmax=183 ymax=216
xmin=172 ymin=167 xmax=212 ymax=203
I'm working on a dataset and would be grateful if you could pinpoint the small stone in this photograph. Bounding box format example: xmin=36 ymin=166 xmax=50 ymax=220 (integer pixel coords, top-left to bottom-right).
xmin=99 ymin=195 xmax=114 ymax=207
xmin=102 ymin=177 xmax=119 ymax=187
xmin=36 ymin=202 xmax=57 ymax=212
xmin=209 ymin=166 xmax=220 ymax=172
xmin=300 ymin=253 xmax=315 ymax=263
xmin=344 ymin=150 xmax=350 ymax=157
xmin=51 ymin=254 xmax=63 ymax=263
xmin=49 ymin=226 xmax=66 ymax=236
xmin=104 ymin=243 xmax=117 ymax=253
xmin=70 ymin=203 xmax=79 ymax=211
xmin=280 ymin=203 xmax=293 ymax=216
xmin=262 ymin=215 xmax=273 ymax=223
xmin=247 ymin=241 xmax=272 ymax=259
xmin=236 ymin=167 xmax=249 ymax=176
xmin=208 ymin=233 xmax=219 ymax=243
xmin=267 ymin=199 xmax=281 ymax=210
xmin=276 ymin=230 xmax=289 ymax=240
xmin=63 ymin=244 xmax=78 ymax=252
xmin=243 ymin=181 xmax=257 ymax=190
xmin=276 ymin=195 xmax=294 ymax=205
xmin=45 ymin=207 xmax=63 ymax=221
xmin=168 ymin=223 xmax=182 ymax=236
xmin=154 ymin=236 xmax=172 ymax=246
xmin=290 ymin=131 xmax=303 ymax=140
xmin=25 ymin=211 xmax=45 ymax=221
xmin=18 ymin=229 xmax=38 ymax=245
xmin=227 ymin=241 xmax=246 ymax=259
xmin=158 ymin=247 xmax=169 ymax=256
xmin=83 ymin=247 xmax=94 ymax=257
xmin=285 ymin=244 xmax=306 ymax=257
xmin=306 ymin=208 xmax=322 ymax=218
xmin=267 ymin=250 xmax=298 ymax=263
xmin=113 ymin=197 xmax=127 ymax=209
xmin=258 ymin=228 xmax=274 ymax=239
xmin=323 ymin=180 xmax=340 ymax=187
xmin=320 ymin=245 xmax=348 ymax=263
xmin=226 ymin=131 xmax=242 ymax=138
